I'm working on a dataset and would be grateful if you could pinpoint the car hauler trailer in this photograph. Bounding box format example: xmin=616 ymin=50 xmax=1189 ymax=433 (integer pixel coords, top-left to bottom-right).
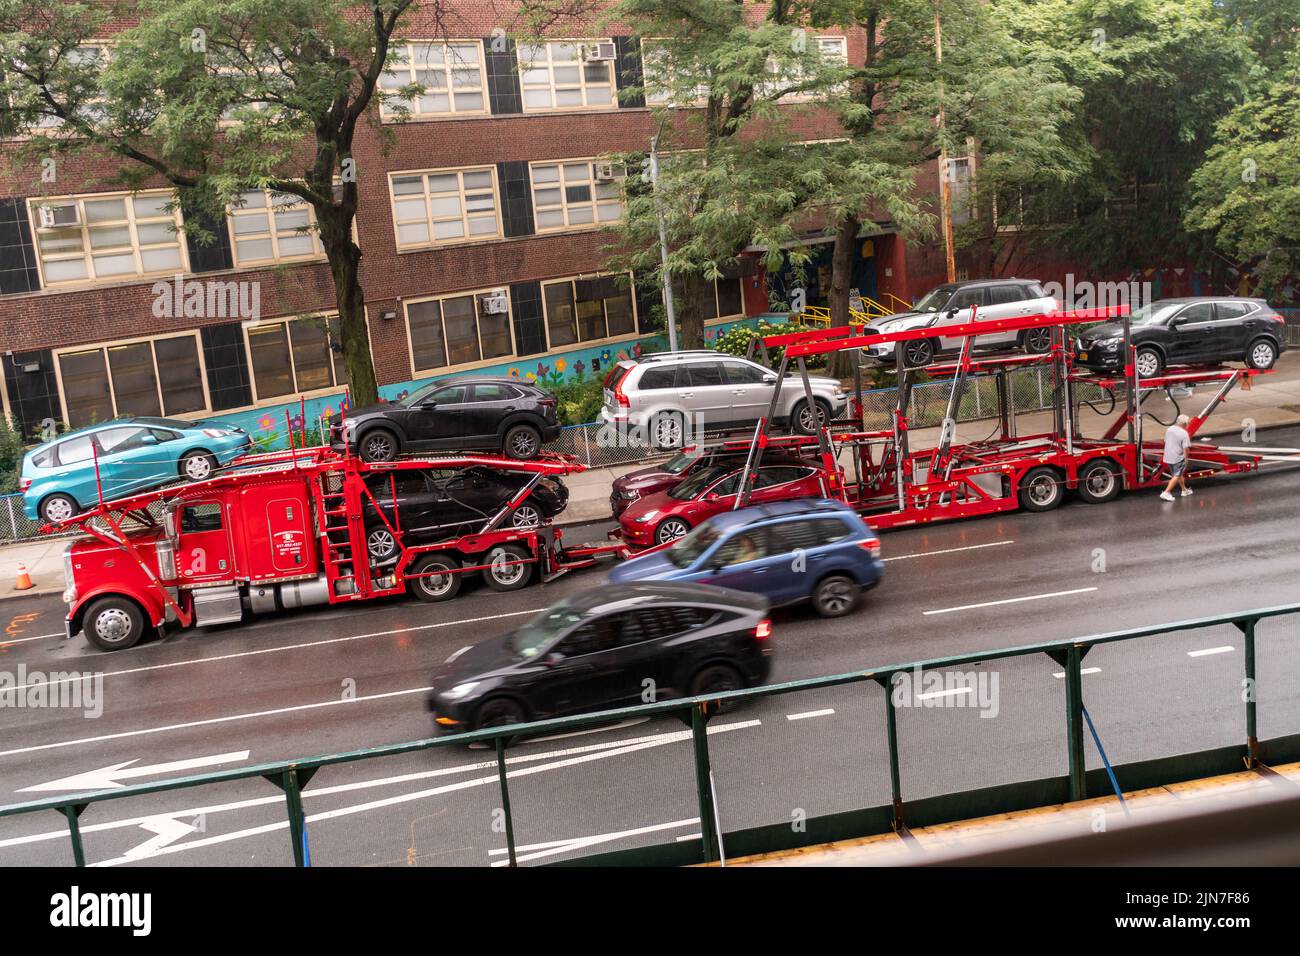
xmin=48 ymin=446 xmax=630 ymax=651
xmin=735 ymin=305 xmax=1271 ymax=528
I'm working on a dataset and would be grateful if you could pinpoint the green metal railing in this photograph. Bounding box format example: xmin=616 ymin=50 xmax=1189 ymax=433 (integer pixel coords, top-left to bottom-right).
xmin=2 ymin=601 xmax=1298 ymax=867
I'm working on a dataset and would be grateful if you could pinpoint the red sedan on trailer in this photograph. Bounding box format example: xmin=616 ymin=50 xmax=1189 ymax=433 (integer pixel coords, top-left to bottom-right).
xmin=618 ymin=456 xmax=833 ymax=548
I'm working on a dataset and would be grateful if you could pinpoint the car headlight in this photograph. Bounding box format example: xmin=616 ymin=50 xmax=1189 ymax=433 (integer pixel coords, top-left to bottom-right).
xmin=443 ymin=681 xmax=480 ymax=701
xmin=1098 ymin=339 xmax=1120 ymax=352
xmin=342 ymin=418 xmax=356 ymax=430
xmin=635 ymin=510 xmax=660 ymax=523
xmin=618 ymin=490 xmax=640 ymax=500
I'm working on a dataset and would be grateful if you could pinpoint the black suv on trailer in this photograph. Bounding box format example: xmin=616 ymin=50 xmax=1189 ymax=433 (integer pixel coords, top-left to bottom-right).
xmin=1075 ymin=297 xmax=1287 ymax=377
xmin=331 ymin=376 xmax=562 ymax=462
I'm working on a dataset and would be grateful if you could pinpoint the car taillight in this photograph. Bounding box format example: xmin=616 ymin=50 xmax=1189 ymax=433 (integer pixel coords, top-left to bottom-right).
xmin=614 ymin=380 xmax=630 ymax=408
xmin=18 ymin=477 xmax=31 ymax=492
xmin=753 ymin=619 xmax=772 ymax=640
xmin=857 ymin=538 xmax=881 ymax=558
xmin=1264 ymin=312 xmax=1286 ymax=325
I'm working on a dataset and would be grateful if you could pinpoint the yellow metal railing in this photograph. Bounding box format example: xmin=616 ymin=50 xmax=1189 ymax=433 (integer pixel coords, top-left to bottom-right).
xmin=795 ymin=292 xmax=909 ymax=328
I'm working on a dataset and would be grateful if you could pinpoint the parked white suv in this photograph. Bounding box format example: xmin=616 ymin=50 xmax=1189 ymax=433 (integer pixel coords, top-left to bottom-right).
xmin=600 ymin=351 xmax=848 ymax=447
xmin=861 ymin=278 xmax=1060 ymax=367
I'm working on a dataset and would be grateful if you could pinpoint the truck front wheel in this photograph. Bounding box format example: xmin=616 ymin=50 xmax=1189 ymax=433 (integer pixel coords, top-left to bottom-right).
xmin=83 ymin=596 xmax=147 ymax=651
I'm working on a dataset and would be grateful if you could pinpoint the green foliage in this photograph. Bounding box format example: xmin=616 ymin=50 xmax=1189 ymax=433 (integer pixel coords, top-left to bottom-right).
xmin=0 ymin=415 xmax=24 ymax=495
xmin=544 ymin=374 xmax=606 ymax=427
xmin=712 ymin=321 xmax=804 ymax=361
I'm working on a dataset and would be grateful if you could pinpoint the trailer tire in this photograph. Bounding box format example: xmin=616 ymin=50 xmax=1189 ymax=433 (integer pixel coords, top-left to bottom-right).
xmin=1017 ymin=466 xmax=1064 ymax=512
xmin=793 ymin=398 xmax=832 ymax=435
xmin=812 ymin=574 xmax=860 ymax=617
xmin=359 ymin=428 xmax=400 ymax=463
xmin=1077 ymin=459 xmax=1122 ymax=504
xmin=503 ymin=424 xmax=541 ymax=460
xmin=408 ymin=553 xmax=462 ymax=602
xmin=482 ymin=544 xmax=534 ymax=591
xmin=1245 ymin=337 xmax=1279 ymax=370
xmin=83 ymin=596 xmax=146 ymax=651
xmin=180 ymin=450 xmax=219 ymax=482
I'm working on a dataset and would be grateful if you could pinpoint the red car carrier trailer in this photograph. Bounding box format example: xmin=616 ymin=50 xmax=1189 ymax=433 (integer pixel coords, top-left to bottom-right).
xmin=735 ymin=304 xmax=1272 ymax=528
xmin=49 ymin=446 xmax=629 ymax=651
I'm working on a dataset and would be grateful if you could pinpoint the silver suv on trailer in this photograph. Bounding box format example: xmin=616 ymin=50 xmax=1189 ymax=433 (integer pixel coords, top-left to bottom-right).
xmin=600 ymin=351 xmax=848 ymax=447
xmin=860 ymin=278 xmax=1060 ymax=367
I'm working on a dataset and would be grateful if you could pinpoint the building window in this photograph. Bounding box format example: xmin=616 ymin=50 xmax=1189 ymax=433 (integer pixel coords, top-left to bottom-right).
xmin=390 ymin=167 xmax=500 ymax=249
xmin=530 ymin=161 xmax=623 ymax=231
xmin=379 ymin=41 xmax=487 ymax=120
xmin=542 ymin=274 xmax=636 ymax=348
xmin=29 ymin=189 xmax=186 ymax=286
xmin=406 ymin=289 xmax=514 ymax=374
xmin=945 ymin=156 xmax=976 ymax=226
xmin=672 ymin=275 xmax=745 ymax=321
xmin=518 ymin=41 xmax=615 ymax=111
xmin=641 ymin=41 xmax=709 ymax=107
xmin=245 ymin=317 xmax=348 ymax=402
xmin=227 ymin=190 xmax=323 ymax=267
xmin=56 ymin=333 xmax=206 ymax=428
xmin=762 ymin=35 xmax=848 ymax=99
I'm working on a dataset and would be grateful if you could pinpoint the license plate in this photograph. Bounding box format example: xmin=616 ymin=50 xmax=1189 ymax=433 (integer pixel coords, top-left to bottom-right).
xmin=1079 ymin=351 xmax=1088 ymax=361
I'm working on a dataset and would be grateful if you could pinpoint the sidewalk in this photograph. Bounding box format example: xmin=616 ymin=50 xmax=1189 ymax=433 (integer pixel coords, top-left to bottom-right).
xmin=5 ymin=353 xmax=1299 ymax=600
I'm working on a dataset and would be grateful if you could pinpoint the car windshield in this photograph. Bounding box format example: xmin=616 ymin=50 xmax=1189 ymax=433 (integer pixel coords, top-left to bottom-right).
xmin=665 ymin=522 xmax=722 ymax=568
xmin=669 ymin=465 xmax=729 ymax=500
xmin=1128 ymin=303 xmax=1185 ymax=326
xmin=401 ymin=382 xmax=441 ymax=406
xmin=913 ymin=284 xmax=961 ymax=313
xmin=662 ymin=448 xmax=706 ymax=475
xmin=511 ymin=601 xmax=590 ymax=658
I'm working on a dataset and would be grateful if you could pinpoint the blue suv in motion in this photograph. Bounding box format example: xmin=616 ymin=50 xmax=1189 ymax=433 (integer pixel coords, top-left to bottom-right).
xmin=609 ymin=499 xmax=883 ymax=617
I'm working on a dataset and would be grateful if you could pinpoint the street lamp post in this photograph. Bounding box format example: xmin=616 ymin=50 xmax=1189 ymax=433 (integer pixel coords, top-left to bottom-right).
xmin=650 ymin=133 xmax=679 ymax=352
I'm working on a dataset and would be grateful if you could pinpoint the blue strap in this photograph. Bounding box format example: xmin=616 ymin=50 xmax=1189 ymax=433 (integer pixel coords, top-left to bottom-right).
xmin=1082 ymin=704 xmax=1130 ymax=816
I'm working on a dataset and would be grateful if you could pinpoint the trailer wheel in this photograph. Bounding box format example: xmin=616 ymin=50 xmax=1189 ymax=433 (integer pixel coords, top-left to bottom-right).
xmin=83 ymin=596 xmax=146 ymax=651
xmin=1017 ymin=466 xmax=1064 ymax=512
xmin=408 ymin=553 xmax=462 ymax=602
xmin=482 ymin=544 xmax=534 ymax=591
xmin=1077 ymin=459 xmax=1122 ymax=504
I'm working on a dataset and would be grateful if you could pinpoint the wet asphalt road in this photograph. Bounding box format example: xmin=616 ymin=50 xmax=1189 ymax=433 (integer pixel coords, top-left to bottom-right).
xmin=1 ymin=425 xmax=1299 ymax=866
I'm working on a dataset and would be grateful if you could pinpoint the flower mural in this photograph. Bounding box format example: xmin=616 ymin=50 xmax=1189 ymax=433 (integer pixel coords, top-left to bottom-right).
xmin=257 ymin=413 xmax=275 ymax=432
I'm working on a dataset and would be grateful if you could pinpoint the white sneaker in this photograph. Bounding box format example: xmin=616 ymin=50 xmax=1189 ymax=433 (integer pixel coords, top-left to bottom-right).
xmin=1159 ymin=491 xmax=1175 ymax=501
xmin=1181 ymin=488 xmax=1194 ymax=497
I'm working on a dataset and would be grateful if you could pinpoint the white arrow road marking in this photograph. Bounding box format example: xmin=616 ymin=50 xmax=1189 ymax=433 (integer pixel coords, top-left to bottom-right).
xmin=19 ymin=750 xmax=251 ymax=792
xmin=488 ymin=818 xmax=701 ymax=866
xmin=923 ymin=587 xmax=1097 ymax=616
xmin=124 ymin=816 xmax=200 ymax=859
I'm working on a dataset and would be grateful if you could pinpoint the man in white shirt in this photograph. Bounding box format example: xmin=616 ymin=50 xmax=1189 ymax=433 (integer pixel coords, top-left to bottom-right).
xmin=1159 ymin=414 xmax=1193 ymax=501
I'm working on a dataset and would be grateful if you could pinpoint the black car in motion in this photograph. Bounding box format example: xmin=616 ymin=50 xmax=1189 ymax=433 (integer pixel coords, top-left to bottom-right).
xmin=1074 ymin=297 xmax=1287 ymax=377
xmin=361 ymin=466 xmax=568 ymax=561
xmin=332 ymin=376 xmax=562 ymax=462
xmin=427 ymin=583 xmax=773 ymax=734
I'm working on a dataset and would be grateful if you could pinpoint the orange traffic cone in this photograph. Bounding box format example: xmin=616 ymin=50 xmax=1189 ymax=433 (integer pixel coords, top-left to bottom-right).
xmin=14 ymin=563 xmax=33 ymax=591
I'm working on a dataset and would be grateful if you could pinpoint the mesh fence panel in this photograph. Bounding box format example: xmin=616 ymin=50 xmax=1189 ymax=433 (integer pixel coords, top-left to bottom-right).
xmin=894 ymin=653 xmax=1065 ymax=801
xmin=1254 ymin=615 xmax=1300 ymax=743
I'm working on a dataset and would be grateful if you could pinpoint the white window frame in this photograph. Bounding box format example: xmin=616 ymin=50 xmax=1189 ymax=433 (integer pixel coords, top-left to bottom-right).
xmin=389 ymin=166 xmax=502 ymax=251
xmin=227 ymin=189 xmax=325 ymax=268
xmin=241 ymin=314 xmax=348 ymax=404
xmin=641 ymin=39 xmax=709 ymax=107
xmin=379 ymin=40 xmax=489 ymax=121
xmin=518 ymin=40 xmax=617 ymax=112
xmin=540 ymin=272 xmax=639 ymax=350
xmin=28 ymin=188 xmax=188 ymax=289
xmin=52 ymin=331 xmax=211 ymax=426
xmin=404 ymin=287 xmax=518 ymax=377
xmin=766 ymin=35 xmax=848 ymax=100
xmin=529 ymin=159 xmax=624 ymax=233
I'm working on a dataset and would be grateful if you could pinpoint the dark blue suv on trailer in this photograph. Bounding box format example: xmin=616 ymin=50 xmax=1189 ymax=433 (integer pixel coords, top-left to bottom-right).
xmin=610 ymin=499 xmax=883 ymax=617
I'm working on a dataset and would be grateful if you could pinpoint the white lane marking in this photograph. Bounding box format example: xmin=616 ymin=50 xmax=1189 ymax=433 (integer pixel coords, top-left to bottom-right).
xmin=923 ymin=587 xmax=1097 ymax=616
xmin=1253 ymin=454 xmax=1300 ymax=462
xmin=4 ymin=608 xmax=544 ymax=694
xmin=1214 ymin=446 xmax=1300 ymax=454
xmin=0 ymin=632 xmax=64 ymax=646
xmin=0 ymin=720 xmax=761 ymax=853
xmin=489 ymin=818 xmax=701 ymax=866
xmin=89 ymin=720 xmax=761 ymax=866
xmin=1053 ymin=668 xmax=1102 ymax=679
xmin=0 ymin=687 xmax=431 ymax=759
xmin=786 ymin=708 xmax=835 ymax=721
xmin=19 ymin=750 xmax=251 ymax=792
xmin=1188 ymin=645 xmax=1234 ymax=658
xmin=522 ymin=718 xmax=650 ymax=744
xmin=676 ymin=833 xmax=702 ymax=843
xmin=883 ymin=540 xmax=1014 ymax=563
xmin=915 ymin=687 xmax=972 ymax=701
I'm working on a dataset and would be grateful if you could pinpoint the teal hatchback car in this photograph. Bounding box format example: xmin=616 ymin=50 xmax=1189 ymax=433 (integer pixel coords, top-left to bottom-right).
xmin=20 ymin=417 xmax=253 ymax=523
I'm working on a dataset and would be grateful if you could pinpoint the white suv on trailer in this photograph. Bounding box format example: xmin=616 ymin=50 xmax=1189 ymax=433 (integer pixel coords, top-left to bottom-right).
xmin=600 ymin=351 xmax=847 ymax=447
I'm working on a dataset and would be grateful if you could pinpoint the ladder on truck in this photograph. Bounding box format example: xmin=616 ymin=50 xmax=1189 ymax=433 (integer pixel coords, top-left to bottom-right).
xmin=308 ymin=469 xmax=364 ymax=600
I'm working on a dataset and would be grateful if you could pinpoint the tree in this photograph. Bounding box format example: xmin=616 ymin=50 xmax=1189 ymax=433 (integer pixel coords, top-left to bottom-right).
xmin=1184 ymin=51 xmax=1300 ymax=292
xmin=0 ymin=0 xmax=431 ymax=406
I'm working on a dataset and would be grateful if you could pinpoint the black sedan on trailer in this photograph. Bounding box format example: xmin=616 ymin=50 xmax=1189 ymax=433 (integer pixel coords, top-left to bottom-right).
xmin=331 ymin=376 xmax=562 ymax=462
xmin=361 ymin=466 xmax=568 ymax=561
xmin=1074 ymin=297 xmax=1287 ymax=377
xmin=427 ymin=582 xmax=774 ymax=734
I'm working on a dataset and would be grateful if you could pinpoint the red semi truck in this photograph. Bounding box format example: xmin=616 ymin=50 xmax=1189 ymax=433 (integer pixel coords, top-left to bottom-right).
xmin=53 ymin=447 xmax=621 ymax=650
